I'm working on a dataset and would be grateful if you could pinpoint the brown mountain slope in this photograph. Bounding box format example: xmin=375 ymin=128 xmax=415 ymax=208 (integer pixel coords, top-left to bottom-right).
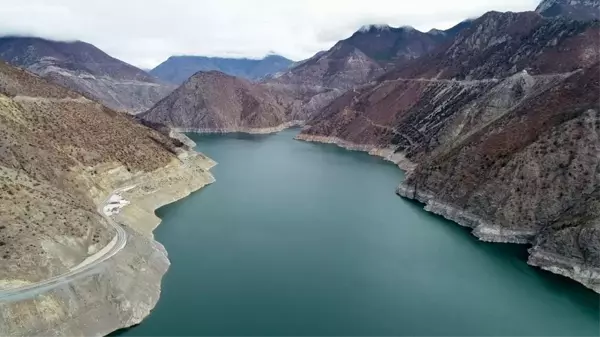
xmin=269 ymin=23 xmax=468 ymax=91
xmin=0 ymin=60 xmax=188 ymax=281
xmin=141 ymin=71 xmax=294 ymax=132
xmin=300 ymin=12 xmax=599 ymax=156
xmin=398 ymin=63 xmax=600 ymax=291
xmin=298 ymin=11 xmax=600 ymax=291
xmin=0 ymin=37 xmax=175 ymax=113
xmin=383 ymin=11 xmax=599 ymax=81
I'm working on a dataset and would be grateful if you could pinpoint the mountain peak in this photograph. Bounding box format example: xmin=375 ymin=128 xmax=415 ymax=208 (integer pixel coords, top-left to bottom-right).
xmin=358 ymin=24 xmax=392 ymax=33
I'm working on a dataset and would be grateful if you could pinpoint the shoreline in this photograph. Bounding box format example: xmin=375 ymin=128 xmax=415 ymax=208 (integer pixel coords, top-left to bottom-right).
xmin=0 ymin=136 xmax=217 ymax=336
xmin=173 ymin=120 xmax=304 ymax=135
xmin=396 ymin=182 xmax=600 ymax=293
xmin=295 ymin=133 xmax=416 ymax=172
xmin=295 ymin=132 xmax=600 ymax=294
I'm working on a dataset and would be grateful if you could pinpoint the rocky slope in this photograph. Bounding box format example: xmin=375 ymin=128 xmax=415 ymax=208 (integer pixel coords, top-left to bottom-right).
xmin=0 ymin=36 xmax=175 ymax=113
xmin=298 ymin=11 xmax=600 ymax=291
xmin=397 ymin=64 xmax=600 ymax=291
xmin=269 ymin=23 xmax=469 ymax=91
xmin=0 ymin=60 xmax=215 ymax=335
xmin=151 ymin=54 xmax=293 ymax=84
xmin=141 ymin=71 xmax=297 ymax=132
xmin=301 ymin=11 xmax=599 ymax=154
xmin=536 ymin=0 xmax=600 ymax=20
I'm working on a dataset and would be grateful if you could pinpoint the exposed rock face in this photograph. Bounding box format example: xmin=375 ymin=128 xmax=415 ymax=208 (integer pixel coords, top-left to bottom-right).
xmin=270 ymin=42 xmax=384 ymax=90
xmin=0 ymin=37 xmax=175 ymax=113
xmin=142 ymin=71 xmax=298 ymax=132
xmin=0 ymin=60 xmax=216 ymax=335
xmin=397 ymin=65 xmax=600 ymax=291
xmin=302 ymin=11 xmax=599 ymax=154
xmin=299 ymin=11 xmax=600 ymax=291
xmin=536 ymin=0 xmax=600 ymax=20
xmin=270 ymin=23 xmax=469 ymax=91
xmin=150 ymin=54 xmax=293 ymax=84
xmin=383 ymin=11 xmax=599 ymax=81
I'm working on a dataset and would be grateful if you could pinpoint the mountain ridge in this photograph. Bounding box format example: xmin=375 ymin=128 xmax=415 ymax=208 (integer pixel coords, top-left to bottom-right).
xmin=150 ymin=54 xmax=293 ymax=84
xmin=0 ymin=36 xmax=174 ymax=113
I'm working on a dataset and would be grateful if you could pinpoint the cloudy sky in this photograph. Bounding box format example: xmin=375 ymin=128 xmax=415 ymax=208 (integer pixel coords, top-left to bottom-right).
xmin=0 ymin=0 xmax=540 ymax=69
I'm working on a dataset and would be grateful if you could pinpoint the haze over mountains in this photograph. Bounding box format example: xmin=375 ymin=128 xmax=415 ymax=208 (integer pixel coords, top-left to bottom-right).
xmin=150 ymin=54 xmax=293 ymax=84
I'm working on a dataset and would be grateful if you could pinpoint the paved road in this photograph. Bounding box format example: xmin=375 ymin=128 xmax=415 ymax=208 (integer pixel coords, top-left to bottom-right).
xmin=0 ymin=186 xmax=131 ymax=302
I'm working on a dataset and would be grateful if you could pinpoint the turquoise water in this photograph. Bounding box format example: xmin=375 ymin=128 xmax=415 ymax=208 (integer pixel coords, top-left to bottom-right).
xmin=116 ymin=129 xmax=599 ymax=336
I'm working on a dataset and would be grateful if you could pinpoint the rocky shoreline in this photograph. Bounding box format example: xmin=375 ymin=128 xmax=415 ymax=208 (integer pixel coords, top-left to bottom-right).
xmin=396 ymin=182 xmax=600 ymax=293
xmin=297 ymin=133 xmax=600 ymax=293
xmin=395 ymin=183 xmax=537 ymax=244
xmin=0 ymin=136 xmax=216 ymax=336
xmin=173 ymin=120 xmax=304 ymax=135
xmin=295 ymin=133 xmax=416 ymax=172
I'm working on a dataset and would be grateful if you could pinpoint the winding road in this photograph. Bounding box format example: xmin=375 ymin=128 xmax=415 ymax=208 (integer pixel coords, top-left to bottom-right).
xmin=0 ymin=186 xmax=132 ymax=302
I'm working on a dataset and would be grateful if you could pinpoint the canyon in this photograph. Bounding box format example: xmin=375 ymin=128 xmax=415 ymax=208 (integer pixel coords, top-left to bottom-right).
xmin=0 ymin=0 xmax=598 ymax=335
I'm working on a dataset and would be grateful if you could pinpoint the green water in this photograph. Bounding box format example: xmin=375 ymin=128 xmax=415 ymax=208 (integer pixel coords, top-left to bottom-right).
xmin=117 ymin=129 xmax=599 ymax=336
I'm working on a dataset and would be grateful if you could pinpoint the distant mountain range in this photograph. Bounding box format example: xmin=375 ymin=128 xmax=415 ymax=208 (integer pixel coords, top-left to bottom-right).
xmin=0 ymin=36 xmax=174 ymax=113
xmin=150 ymin=54 xmax=293 ymax=84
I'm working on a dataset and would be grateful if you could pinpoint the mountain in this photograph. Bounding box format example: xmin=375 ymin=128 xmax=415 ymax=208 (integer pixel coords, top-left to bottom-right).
xmin=141 ymin=71 xmax=294 ymax=132
xmin=297 ymin=11 xmax=600 ymax=291
xmin=398 ymin=64 xmax=600 ymax=291
xmin=0 ymin=36 xmax=175 ymax=113
xmin=536 ymin=0 xmax=600 ymax=20
xmin=268 ymin=21 xmax=472 ymax=91
xmin=150 ymin=54 xmax=293 ymax=84
xmin=0 ymin=59 xmax=215 ymax=335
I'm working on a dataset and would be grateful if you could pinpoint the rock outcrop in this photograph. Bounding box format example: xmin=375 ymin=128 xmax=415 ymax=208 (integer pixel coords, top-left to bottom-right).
xmin=298 ymin=10 xmax=600 ymax=291
xmin=536 ymin=0 xmax=600 ymax=20
xmin=0 ymin=36 xmax=175 ymax=113
xmin=0 ymin=60 xmax=215 ymax=335
xmin=151 ymin=54 xmax=293 ymax=84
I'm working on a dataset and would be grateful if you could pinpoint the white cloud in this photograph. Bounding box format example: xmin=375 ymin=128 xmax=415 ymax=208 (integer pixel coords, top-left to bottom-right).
xmin=0 ymin=0 xmax=540 ymax=69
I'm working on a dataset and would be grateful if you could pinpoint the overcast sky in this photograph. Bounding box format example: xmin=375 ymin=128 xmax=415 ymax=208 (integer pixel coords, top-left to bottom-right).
xmin=0 ymin=0 xmax=540 ymax=69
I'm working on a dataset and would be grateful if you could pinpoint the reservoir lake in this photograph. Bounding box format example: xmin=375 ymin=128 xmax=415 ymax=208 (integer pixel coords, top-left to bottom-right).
xmin=116 ymin=129 xmax=599 ymax=336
